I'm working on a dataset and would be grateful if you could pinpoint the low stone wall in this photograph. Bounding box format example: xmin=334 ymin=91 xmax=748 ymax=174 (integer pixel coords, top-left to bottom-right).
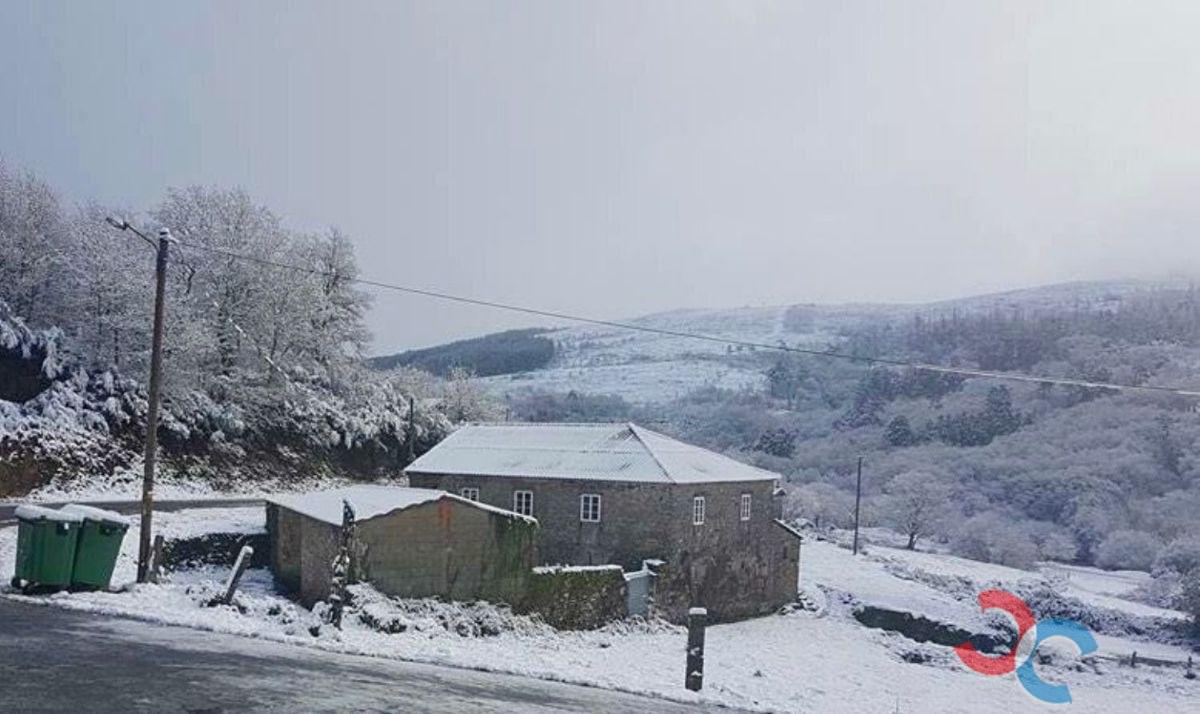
xmin=162 ymin=532 xmax=268 ymax=570
xmin=516 ymin=565 xmax=628 ymax=630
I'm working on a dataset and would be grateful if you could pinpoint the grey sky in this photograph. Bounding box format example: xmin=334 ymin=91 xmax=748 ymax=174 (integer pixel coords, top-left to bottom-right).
xmin=3 ymin=1 xmax=1199 ymax=353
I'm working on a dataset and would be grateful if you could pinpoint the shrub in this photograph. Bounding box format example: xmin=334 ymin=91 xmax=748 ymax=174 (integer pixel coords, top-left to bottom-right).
xmin=1095 ymin=530 xmax=1162 ymax=571
xmin=1153 ymin=536 xmax=1200 ymax=576
xmin=1179 ymin=569 xmax=1200 ymax=632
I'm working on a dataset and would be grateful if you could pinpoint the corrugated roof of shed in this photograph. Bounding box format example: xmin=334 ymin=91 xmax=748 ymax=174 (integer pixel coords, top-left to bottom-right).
xmin=406 ymin=422 xmax=779 ymax=485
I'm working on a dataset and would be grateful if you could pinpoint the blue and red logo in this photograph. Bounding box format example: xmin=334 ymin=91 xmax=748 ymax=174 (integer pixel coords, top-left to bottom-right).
xmin=954 ymin=589 xmax=1097 ymax=704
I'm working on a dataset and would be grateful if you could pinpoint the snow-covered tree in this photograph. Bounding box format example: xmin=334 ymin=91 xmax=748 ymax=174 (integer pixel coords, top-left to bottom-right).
xmin=786 ymin=482 xmax=852 ymax=528
xmin=880 ymin=470 xmax=954 ymax=550
xmin=1096 ymin=530 xmax=1162 ymax=571
xmin=1179 ymin=569 xmax=1200 ymax=632
xmin=0 ymin=161 xmax=71 ymax=326
xmin=441 ymin=366 xmax=500 ymax=423
xmin=1154 ymin=536 xmax=1200 ymax=576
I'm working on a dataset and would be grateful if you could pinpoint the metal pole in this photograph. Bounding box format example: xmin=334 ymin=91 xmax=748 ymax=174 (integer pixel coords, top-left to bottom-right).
xmin=852 ymin=456 xmax=863 ymax=556
xmin=137 ymin=228 xmax=171 ymax=583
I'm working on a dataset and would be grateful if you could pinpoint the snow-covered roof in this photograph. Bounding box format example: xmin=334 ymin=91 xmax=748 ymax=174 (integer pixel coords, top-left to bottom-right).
xmin=406 ymin=422 xmax=780 ymax=485
xmin=268 ymin=485 xmax=535 ymax=526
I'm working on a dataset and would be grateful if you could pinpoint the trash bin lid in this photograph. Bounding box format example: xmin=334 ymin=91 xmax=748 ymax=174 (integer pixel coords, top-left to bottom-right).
xmin=14 ymin=505 xmax=84 ymax=524
xmin=60 ymin=504 xmax=130 ymax=527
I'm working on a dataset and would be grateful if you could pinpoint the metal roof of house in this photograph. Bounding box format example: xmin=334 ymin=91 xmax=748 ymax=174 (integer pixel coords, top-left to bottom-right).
xmin=405 ymin=422 xmax=780 ymax=485
xmin=268 ymin=485 xmax=535 ymax=526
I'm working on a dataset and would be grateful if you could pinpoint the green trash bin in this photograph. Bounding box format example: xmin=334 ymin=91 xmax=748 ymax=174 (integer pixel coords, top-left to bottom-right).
xmin=61 ymin=504 xmax=130 ymax=591
xmin=11 ymin=505 xmax=83 ymax=592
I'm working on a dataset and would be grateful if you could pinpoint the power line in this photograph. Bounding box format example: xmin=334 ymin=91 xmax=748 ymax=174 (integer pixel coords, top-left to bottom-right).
xmin=170 ymin=237 xmax=1200 ymax=398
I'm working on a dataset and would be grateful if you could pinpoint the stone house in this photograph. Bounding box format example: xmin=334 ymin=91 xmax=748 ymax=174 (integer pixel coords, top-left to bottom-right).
xmin=406 ymin=422 xmax=801 ymax=622
xmin=266 ymin=486 xmax=538 ymax=607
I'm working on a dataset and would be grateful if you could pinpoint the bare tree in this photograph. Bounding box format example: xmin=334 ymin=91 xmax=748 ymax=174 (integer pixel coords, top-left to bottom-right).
xmin=880 ymin=471 xmax=954 ymax=550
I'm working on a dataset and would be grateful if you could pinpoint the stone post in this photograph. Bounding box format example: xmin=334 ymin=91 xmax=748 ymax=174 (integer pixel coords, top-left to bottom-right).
xmin=685 ymin=606 xmax=707 ymax=691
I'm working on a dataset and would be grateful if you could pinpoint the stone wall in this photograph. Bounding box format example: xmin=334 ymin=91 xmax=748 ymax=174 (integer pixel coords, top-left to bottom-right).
xmin=406 ymin=474 xmax=679 ymax=569
xmin=298 ymin=515 xmax=340 ymax=606
xmin=268 ymin=498 xmax=538 ymax=608
xmin=266 ymin=503 xmax=302 ymax=593
xmin=407 ymin=472 xmax=800 ymax=623
xmin=517 ymin=565 xmax=627 ymax=630
xmin=161 ymin=532 xmax=268 ymax=570
xmin=355 ymin=499 xmax=536 ymax=605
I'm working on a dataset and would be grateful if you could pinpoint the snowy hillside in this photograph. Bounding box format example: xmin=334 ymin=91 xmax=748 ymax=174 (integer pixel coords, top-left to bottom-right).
xmin=480 ymin=280 xmax=1180 ymax=404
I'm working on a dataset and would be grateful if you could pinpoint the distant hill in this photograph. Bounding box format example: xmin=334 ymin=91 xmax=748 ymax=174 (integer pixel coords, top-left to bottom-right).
xmin=452 ymin=279 xmax=1183 ymax=404
xmin=370 ymin=328 xmax=555 ymax=378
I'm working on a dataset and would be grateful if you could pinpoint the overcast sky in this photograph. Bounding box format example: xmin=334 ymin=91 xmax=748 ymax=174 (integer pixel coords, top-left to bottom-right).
xmin=3 ymin=1 xmax=1200 ymax=353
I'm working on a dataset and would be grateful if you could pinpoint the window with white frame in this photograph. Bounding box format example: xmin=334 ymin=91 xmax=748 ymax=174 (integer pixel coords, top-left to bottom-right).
xmin=740 ymin=493 xmax=752 ymax=521
xmin=513 ymin=490 xmax=533 ymax=516
xmin=693 ymin=496 xmax=706 ymax=525
xmin=460 ymin=487 xmax=480 ymax=502
xmin=580 ymin=493 xmax=602 ymax=522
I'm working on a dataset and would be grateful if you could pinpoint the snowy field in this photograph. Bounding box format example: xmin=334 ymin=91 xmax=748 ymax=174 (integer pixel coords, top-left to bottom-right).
xmin=481 ymin=304 xmax=817 ymax=404
xmin=2 ymin=509 xmax=1198 ymax=712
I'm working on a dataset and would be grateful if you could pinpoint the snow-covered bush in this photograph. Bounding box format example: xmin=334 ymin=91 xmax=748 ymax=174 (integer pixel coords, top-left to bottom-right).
xmin=1095 ymin=530 xmax=1162 ymax=572
xmin=346 ymin=584 xmax=553 ymax=638
xmin=786 ymin=482 xmax=854 ymax=529
xmin=1153 ymin=536 xmax=1200 ymax=576
xmin=1036 ymin=530 xmax=1080 ymax=563
xmin=1179 ymin=569 xmax=1200 ymax=632
xmin=948 ymin=511 xmax=1040 ymax=569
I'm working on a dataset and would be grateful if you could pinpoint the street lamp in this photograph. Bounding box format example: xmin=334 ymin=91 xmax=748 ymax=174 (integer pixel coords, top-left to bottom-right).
xmin=105 ymin=217 xmax=173 ymax=583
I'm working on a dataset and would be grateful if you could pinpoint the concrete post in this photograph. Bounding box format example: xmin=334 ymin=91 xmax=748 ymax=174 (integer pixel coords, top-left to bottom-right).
xmin=685 ymin=607 xmax=707 ymax=691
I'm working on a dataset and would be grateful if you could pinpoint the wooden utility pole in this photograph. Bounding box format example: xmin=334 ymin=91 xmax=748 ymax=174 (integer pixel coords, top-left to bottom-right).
xmin=852 ymin=456 xmax=863 ymax=556
xmin=407 ymin=396 xmax=416 ymax=464
xmin=137 ymin=228 xmax=172 ymax=583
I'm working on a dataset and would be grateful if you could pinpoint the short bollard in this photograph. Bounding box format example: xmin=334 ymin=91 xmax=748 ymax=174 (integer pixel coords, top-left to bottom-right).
xmin=685 ymin=607 xmax=707 ymax=692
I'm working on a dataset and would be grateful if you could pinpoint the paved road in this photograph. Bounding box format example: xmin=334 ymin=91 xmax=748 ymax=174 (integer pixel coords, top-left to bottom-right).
xmin=0 ymin=498 xmax=263 ymax=526
xmin=0 ymin=600 xmax=719 ymax=712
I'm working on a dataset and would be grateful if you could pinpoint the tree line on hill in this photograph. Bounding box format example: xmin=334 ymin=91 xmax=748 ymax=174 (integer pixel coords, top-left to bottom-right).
xmin=370 ymin=329 xmax=555 ymax=377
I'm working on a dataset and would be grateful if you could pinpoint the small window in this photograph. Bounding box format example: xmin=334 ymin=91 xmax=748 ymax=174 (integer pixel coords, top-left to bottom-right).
xmin=460 ymin=487 xmax=479 ymax=502
xmin=740 ymin=493 xmax=752 ymax=521
xmin=693 ymin=496 xmax=706 ymax=525
xmin=513 ymin=490 xmax=533 ymax=516
xmin=580 ymin=493 xmax=602 ymax=522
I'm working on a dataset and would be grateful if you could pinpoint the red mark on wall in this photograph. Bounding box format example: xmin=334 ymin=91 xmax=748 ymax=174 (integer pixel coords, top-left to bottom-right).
xmin=438 ymin=499 xmax=453 ymax=529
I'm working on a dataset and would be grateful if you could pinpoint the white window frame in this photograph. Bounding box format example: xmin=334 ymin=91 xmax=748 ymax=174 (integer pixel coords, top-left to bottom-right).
xmin=693 ymin=496 xmax=706 ymax=526
xmin=513 ymin=490 xmax=533 ymax=516
xmin=580 ymin=493 xmax=602 ymax=523
xmin=460 ymin=487 xmax=479 ymax=502
xmin=740 ymin=493 xmax=752 ymax=521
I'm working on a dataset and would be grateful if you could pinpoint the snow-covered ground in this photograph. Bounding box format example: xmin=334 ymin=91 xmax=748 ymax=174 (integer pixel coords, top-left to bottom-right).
xmin=2 ymin=509 xmax=1197 ymax=712
xmin=809 ymin=538 xmax=1194 ymax=657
